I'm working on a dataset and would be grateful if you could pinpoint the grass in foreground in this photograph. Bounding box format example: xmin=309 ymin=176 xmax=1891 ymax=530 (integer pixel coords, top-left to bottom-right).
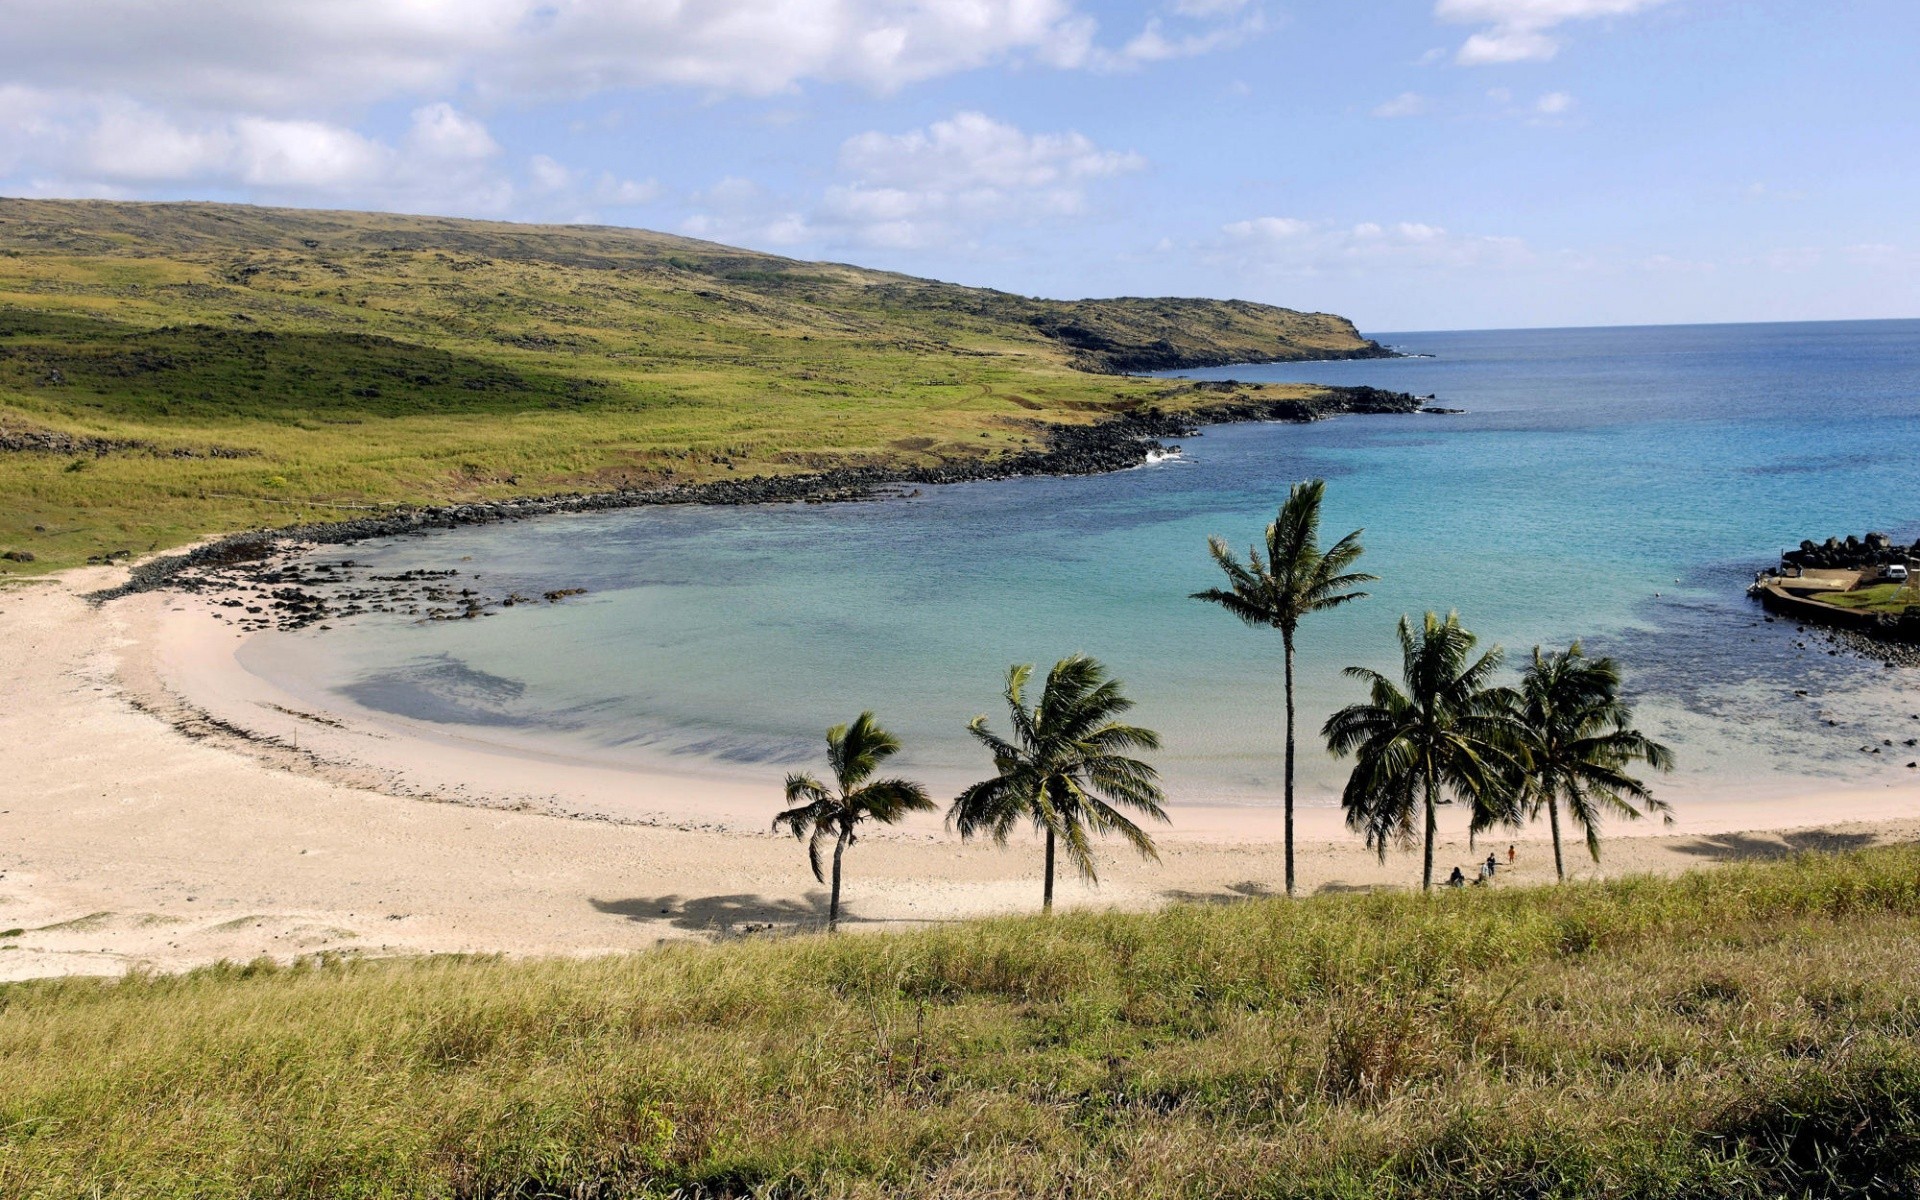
xmin=3 ymin=846 xmax=1919 ymax=1197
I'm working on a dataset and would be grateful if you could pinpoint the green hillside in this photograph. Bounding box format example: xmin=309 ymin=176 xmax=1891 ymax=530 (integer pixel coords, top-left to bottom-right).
xmin=3 ymin=847 xmax=1917 ymax=1198
xmin=0 ymin=199 xmax=1387 ymax=571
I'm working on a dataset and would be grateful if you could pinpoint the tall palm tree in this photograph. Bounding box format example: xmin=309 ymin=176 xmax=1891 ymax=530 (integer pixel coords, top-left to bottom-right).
xmin=950 ymin=655 xmax=1167 ymax=913
xmin=1323 ymin=611 xmax=1519 ymax=890
xmin=774 ymin=711 xmax=933 ymax=932
xmin=1513 ymin=643 xmax=1675 ymax=881
xmin=1192 ymin=479 xmax=1374 ymax=896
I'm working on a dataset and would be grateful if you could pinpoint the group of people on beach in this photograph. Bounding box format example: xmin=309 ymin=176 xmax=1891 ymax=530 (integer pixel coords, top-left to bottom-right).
xmin=1447 ymin=844 xmax=1517 ymax=888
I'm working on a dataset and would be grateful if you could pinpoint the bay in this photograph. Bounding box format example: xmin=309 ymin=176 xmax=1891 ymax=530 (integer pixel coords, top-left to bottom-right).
xmin=241 ymin=319 xmax=1920 ymax=806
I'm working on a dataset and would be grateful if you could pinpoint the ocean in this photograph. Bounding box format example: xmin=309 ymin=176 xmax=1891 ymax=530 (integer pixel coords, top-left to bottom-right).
xmin=241 ymin=319 xmax=1920 ymax=806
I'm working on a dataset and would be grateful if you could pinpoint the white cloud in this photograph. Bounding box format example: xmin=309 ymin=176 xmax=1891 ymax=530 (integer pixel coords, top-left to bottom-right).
xmin=680 ymin=175 xmax=814 ymax=246
xmin=1171 ymin=0 xmax=1253 ymax=15
xmin=1371 ymin=92 xmax=1431 ymax=118
xmin=0 ymin=2 xmax=1260 ymax=112
xmin=0 ymin=2 xmax=1255 ymax=224
xmin=1456 ymin=26 xmax=1560 ymax=64
xmin=681 ymin=209 xmax=813 ymax=248
xmin=81 ymin=103 xmax=234 ymax=182
xmin=1220 ymin=215 xmax=1534 ymax=273
xmin=674 ymin=111 xmax=1144 ymax=253
xmin=67 ymin=102 xmax=389 ymax=189
xmin=0 ymin=89 xmax=661 ymax=222
xmin=233 ymin=118 xmax=387 ymax=188
xmin=591 ymin=173 xmax=661 ymax=206
xmin=509 ymin=0 xmax=1101 ymax=98
xmin=839 ymin=111 xmax=1141 ymax=193
xmin=528 ymin=154 xmax=578 ymax=192
xmin=1223 ymin=217 xmax=1312 ymax=239
xmin=1112 ymin=13 xmax=1262 ymax=66
xmin=1436 ymin=0 xmax=1672 ymax=65
xmin=1534 ymin=91 xmax=1574 ymax=114
xmin=694 ymin=176 xmax=771 ymax=209
xmin=407 ymin=102 xmax=500 ymax=161
xmin=2 ymin=3 xmax=519 ymax=112
xmin=0 ymin=87 xmax=59 ymax=175
xmin=820 ymin=111 xmax=1144 ymax=248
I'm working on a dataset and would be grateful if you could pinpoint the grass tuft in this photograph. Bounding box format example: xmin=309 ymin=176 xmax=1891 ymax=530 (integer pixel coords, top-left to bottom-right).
xmin=1 ymin=846 xmax=1918 ymax=1196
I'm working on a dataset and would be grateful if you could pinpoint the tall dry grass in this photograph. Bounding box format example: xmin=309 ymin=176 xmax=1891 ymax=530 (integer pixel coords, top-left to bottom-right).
xmin=2 ymin=846 xmax=1918 ymax=1197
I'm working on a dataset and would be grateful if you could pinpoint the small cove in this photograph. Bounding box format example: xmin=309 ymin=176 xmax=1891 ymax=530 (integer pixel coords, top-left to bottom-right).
xmin=238 ymin=319 xmax=1920 ymax=809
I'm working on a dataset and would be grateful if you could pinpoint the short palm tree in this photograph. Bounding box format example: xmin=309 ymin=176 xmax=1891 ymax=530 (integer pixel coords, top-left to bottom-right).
xmin=1513 ymin=643 xmax=1675 ymax=881
xmin=1192 ymin=478 xmax=1373 ymax=896
xmin=950 ymin=655 xmax=1167 ymax=913
xmin=774 ymin=712 xmax=933 ymax=931
xmin=1323 ymin=612 xmax=1519 ymax=890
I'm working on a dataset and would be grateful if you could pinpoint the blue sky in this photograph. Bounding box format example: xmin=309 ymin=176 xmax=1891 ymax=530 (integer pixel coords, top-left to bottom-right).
xmin=2 ymin=1 xmax=1914 ymax=331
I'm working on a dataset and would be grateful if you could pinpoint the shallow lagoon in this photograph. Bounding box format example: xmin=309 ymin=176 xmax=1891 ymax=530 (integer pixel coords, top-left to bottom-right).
xmin=243 ymin=319 xmax=1920 ymax=805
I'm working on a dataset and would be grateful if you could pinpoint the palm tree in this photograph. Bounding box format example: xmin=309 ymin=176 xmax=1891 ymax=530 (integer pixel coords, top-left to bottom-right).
xmin=1323 ymin=611 xmax=1519 ymax=890
xmin=950 ymin=655 xmax=1167 ymax=912
xmin=774 ymin=711 xmax=933 ymax=931
xmin=1192 ymin=479 xmax=1374 ymax=896
xmin=1513 ymin=643 xmax=1675 ymax=881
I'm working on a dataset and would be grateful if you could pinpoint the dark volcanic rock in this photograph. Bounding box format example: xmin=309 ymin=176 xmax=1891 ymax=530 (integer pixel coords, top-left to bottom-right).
xmin=1780 ymin=529 xmax=1919 ymax=572
xmin=89 ymin=387 xmax=1425 ymax=604
xmin=0 ymin=425 xmax=257 ymax=460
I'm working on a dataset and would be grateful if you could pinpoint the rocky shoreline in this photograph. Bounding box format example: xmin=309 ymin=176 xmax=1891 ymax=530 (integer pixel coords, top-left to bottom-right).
xmin=1754 ymin=530 xmax=1920 ymax=655
xmin=90 ymin=384 xmax=1428 ymax=610
xmin=1779 ymin=530 xmax=1920 ymax=573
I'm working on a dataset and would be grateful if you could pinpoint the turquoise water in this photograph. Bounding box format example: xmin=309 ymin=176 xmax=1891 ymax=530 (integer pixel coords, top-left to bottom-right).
xmin=244 ymin=319 xmax=1920 ymax=805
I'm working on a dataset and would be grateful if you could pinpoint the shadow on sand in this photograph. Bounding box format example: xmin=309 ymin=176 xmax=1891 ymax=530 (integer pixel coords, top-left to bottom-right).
xmin=591 ymin=892 xmax=967 ymax=935
xmin=1160 ymin=880 xmax=1276 ymax=905
xmin=592 ymin=892 xmax=829 ymax=935
xmin=1669 ymin=828 xmax=1881 ymax=862
xmin=1313 ymin=881 xmax=1385 ymax=895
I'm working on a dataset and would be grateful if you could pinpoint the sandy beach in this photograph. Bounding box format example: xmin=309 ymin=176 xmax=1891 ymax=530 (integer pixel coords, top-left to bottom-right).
xmin=2 ymin=559 xmax=1917 ymax=983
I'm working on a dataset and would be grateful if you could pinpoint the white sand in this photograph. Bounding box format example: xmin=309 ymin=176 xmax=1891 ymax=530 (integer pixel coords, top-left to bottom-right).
xmin=1 ymin=563 xmax=1916 ymax=982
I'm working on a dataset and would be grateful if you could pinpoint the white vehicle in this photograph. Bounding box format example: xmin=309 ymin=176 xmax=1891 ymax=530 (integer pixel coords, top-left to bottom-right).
xmin=1881 ymin=563 xmax=1910 ymax=583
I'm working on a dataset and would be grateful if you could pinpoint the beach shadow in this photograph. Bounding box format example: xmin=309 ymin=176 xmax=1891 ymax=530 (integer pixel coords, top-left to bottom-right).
xmin=1669 ymin=829 xmax=1880 ymax=862
xmin=1160 ymin=880 xmax=1275 ymax=906
xmin=1314 ymin=881 xmax=1382 ymax=895
xmin=593 ymin=892 xmax=832 ymax=934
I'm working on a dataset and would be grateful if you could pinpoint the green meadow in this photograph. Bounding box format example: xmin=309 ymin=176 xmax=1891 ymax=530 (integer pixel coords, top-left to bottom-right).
xmin=0 ymin=198 xmax=1377 ymax=573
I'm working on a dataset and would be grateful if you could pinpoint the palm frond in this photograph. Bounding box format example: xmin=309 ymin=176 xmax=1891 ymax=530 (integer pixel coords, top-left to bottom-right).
xmin=951 ymin=655 xmax=1165 ymax=895
xmin=780 ymin=715 xmax=927 ymax=884
xmin=853 ymin=777 xmax=935 ymax=822
xmin=1512 ymin=644 xmax=1677 ymax=866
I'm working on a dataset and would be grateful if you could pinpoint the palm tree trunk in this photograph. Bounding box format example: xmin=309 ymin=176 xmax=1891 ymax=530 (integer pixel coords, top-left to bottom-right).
xmin=1282 ymin=628 xmax=1297 ymax=899
xmin=1043 ymin=826 xmax=1055 ymax=913
xmin=1423 ymin=766 xmax=1438 ymax=891
xmin=829 ymin=830 xmax=848 ymax=932
xmin=1547 ymin=794 xmax=1566 ymax=883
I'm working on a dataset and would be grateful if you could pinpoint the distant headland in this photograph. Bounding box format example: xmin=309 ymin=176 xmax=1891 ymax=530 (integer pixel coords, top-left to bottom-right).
xmin=0 ymin=197 xmax=1390 ymax=574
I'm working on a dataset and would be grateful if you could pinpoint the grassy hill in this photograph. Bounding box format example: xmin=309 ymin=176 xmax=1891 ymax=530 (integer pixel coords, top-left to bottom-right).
xmin=0 ymin=199 xmax=1388 ymax=572
xmin=3 ymin=846 xmax=1917 ymax=1197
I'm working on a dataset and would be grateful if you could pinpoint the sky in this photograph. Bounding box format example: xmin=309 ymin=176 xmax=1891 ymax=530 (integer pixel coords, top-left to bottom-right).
xmin=1 ymin=1 xmax=1915 ymax=332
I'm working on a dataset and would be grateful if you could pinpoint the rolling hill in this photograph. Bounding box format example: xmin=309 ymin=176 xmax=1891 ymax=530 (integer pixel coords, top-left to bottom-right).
xmin=0 ymin=198 xmax=1389 ymax=570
